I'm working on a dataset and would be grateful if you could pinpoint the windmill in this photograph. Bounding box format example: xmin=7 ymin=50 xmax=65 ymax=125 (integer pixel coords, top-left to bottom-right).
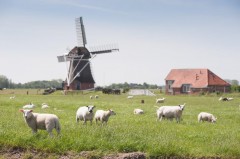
xmin=57 ymin=17 xmax=119 ymax=90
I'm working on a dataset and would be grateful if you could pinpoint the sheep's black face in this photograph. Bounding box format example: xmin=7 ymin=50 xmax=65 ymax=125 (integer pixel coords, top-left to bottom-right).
xmin=88 ymin=106 xmax=95 ymax=113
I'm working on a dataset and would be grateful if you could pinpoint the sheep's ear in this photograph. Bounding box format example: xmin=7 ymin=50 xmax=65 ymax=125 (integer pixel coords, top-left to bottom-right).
xmin=19 ymin=109 xmax=24 ymax=112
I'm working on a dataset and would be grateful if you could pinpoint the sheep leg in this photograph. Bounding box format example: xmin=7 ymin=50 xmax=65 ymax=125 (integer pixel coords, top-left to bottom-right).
xmin=83 ymin=118 xmax=87 ymax=125
xmin=48 ymin=131 xmax=53 ymax=137
xmin=76 ymin=116 xmax=79 ymax=123
xmin=90 ymin=119 xmax=92 ymax=125
xmin=31 ymin=129 xmax=37 ymax=134
xmin=160 ymin=116 xmax=163 ymax=122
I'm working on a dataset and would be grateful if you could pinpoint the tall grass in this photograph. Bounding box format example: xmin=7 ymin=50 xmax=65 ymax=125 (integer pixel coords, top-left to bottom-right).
xmin=0 ymin=90 xmax=240 ymax=158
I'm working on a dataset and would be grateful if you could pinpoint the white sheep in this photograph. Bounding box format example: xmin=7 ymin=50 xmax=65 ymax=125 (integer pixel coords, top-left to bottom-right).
xmin=94 ymin=109 xmax=116 ymax=125
xmin=156 ymin=103 xmax=186 ymax=123
xmin=76 ymin=105 xmax=95 ymax=125
xmin=134 ymin=108 xmax=144 ymax=115
xmin=156 ymin=98 xmax=165 ymax=103
xmin=10 ymin=96 xmax=15 ymax=99
xmin=23 ymin=103 xmax=35 ymax=109
xmin=95 ymin=95 xmax=99 ymax=99
xmin=90 ymin=96 xmax=93 ymax=99
xmin=41 ymin=103 xmax=49 ymax=109
xmin=127 ymin=96 xmax=134 ymax=99
xmin=198 ymin=112 xmax=217 ymax=123
xmin=219 ymin=97 xmax=233 ymax=101
xmin=19 ymin=109 xmax=61 ymax=137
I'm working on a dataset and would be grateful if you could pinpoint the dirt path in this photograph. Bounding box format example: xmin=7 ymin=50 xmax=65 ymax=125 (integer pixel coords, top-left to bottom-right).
xmin=0 ymin=147 xmax=146 ymax=159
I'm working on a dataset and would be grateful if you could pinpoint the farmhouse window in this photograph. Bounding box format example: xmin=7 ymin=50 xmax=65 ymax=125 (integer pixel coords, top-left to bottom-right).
xmin=182 ymin=84 xmax=191 ymax=93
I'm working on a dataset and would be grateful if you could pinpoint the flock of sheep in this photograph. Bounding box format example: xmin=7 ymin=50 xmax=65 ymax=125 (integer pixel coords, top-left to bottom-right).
xmin=133 ymin=97 xmax=218 ymax=123
xmin=19 ymin=96 xmax=117 ymax=137
xmin=19 ymin=95 xmax=233 ymax=137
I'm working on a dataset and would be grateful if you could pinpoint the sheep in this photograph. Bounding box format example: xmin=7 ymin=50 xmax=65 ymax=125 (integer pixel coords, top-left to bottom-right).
xmin=19 ymin=109 xmax=61 ymax=137
xmin=219 ymin=97 xmax=233 ymax=101
xmin=156 ymin=103 xmax=186 ymax=123
xmin=76 ymin=105 xmax=95 ymax=125
xmin=95 ymin=95 xmax=99 ymax=99
xmin=94 ymin=109 xmax=116 ymax=125
xmin=23 ymin=103 xmax=35 ymax=109
xmin=41 ymin=103 xmax=49 ymax=109
xmin=134 ymin=108 xmax=144 ymax=114
xmin=127 ymin=96 xmax=134 ymax=99
xmin=198 ymin=112 xmax=217 ymax=123
xmin=90 ymin=96 xmax=93 ymax=99
xmin=10 ymin=96 xmax=15 ymax=99
xmin=156 ymin=98 xmax=165 ymax=103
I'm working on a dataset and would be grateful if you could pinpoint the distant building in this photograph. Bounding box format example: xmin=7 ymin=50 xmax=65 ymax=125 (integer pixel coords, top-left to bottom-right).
xmin=165 ymin=69 xmax=231 ymax=95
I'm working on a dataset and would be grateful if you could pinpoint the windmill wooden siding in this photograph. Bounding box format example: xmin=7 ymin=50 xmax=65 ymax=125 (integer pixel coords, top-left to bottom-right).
xmin=165 ymin=69 xmax=231 ymax=95
xmin=64 ymin=47 xmax=95 ymax=90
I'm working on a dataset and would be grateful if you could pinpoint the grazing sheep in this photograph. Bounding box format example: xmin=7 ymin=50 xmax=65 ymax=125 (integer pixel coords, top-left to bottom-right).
xmin=94 ymin=109 xmax=116 ymax=125
xmin=156 ymin=103 xmax=186 ymax=123
xmin=219 ymin=97 xmax=233 ymax=101
xmin=76 ymin=105 xmax=95 ymax=125
xmin=198 ymin=112 xmax=217 ymax=123
xmin=156 ymin=98 xmax=165 ymax=103
xmin=10 ymin=96 xmax=15 ymax=99
xmin=134 ymin=108 xmax=144 ymax=114
xmin=19 ymin=109 xmax=61 ymax=137
xmin=41 ymin=103 xmax=49 ymax=109
xmin=23 ymin=103 xmax=35 ymax=109
xmin=95 ymin=95 xmax=99 ymax=99
xmin=90 ymin=96 xmax=93 ymax=99
xmin=127 ymin=96 xmax=134 ymax=99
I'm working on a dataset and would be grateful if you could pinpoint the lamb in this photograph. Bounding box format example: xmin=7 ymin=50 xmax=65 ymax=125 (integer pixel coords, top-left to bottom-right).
xmin=76 ymin=105 xmax=95 ymax=125
xmin=95 ymin=95 xmax=99 ymax=99
xmin=90 ymin=96 xmax=93 ymax=99
xmin=156 ymin=98 xmax=165 ymax=103
xmin=134 ymin=108 xmax=144 ymax=114
xmin=41 ymin=103 xmax=49 ymax=109
xmin=127 ymin=96 xmax=134 ymax=99
xmin=23 ymin=103 xmax=35 ymax=109
xmin=94 ymin=109 xmax=116 ymax=125
xmin=19 ymin=109 xmax=61 ymax=137
xmin=198 ymin=112 xmax=217 ymax=123
xmin=156 ymin=103 xmax=186 ymax=123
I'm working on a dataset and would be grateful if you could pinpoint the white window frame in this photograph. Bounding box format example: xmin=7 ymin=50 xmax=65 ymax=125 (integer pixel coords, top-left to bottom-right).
xmin=182 ymin=84 xmax=191 ymax=93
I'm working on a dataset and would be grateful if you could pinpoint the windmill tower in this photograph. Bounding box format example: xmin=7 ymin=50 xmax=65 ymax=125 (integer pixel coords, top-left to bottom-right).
xmin=57 ymin=17 xmax=119 ymax=90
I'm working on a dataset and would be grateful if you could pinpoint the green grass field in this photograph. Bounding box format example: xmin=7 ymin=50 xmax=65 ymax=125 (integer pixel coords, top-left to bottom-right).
xmin=0 ymin=90 xmax=240 ymax=158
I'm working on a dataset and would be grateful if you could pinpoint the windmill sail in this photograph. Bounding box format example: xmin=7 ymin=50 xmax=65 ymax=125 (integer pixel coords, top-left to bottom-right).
xmin=75 ymin=17 xmax=87 ymax=47
xmin=57 ymin=16 xmax=119 ymax=90
xmin=88 ymin=44 xmax=119 ymax=55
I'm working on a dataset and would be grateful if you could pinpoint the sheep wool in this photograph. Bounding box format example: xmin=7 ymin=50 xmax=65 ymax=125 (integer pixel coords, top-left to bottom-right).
xmin=20 ymin=109 xmax=61 ymax=137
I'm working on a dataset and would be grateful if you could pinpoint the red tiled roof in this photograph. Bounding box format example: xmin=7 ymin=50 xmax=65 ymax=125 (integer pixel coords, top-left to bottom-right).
xmin=165 ymin=69 xmax=230 ymax=88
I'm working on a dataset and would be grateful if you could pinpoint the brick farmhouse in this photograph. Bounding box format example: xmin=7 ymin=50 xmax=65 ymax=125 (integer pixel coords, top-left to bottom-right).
xmin=165 ymin=69 xmax=231 ymax=95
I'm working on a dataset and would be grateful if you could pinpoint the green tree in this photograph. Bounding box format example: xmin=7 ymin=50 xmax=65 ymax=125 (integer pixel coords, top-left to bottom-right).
xmin=0 ymin=75 xmax=9 ymax=88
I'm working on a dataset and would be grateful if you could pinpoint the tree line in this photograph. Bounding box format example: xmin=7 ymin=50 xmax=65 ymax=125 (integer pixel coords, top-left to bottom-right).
xmin=0 ymin=75 xmax=63 ymax=89
xmin=0 ymin=74 xmax=239 ymax=92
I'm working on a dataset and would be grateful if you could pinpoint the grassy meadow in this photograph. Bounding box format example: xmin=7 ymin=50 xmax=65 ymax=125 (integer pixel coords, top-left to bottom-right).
xmin=0 ymin=89 xmax=240 ymax=158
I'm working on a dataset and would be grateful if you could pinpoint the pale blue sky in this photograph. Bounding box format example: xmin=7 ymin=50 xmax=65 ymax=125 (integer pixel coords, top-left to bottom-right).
xmin=0 ymin=0 xmax=239 ymax=86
